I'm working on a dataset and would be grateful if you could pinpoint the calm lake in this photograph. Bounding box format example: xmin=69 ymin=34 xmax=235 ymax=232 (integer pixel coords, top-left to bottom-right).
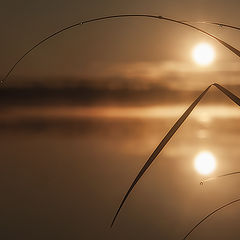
xmin=0 ymin=104 xmax=239 ymax=239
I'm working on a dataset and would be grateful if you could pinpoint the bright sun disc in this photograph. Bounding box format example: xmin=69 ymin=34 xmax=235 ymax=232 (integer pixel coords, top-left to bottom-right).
xmin=194 ymin=151 xmax=216 ymax=175
xmin=192 ymin=43 xmax=215 ymax=66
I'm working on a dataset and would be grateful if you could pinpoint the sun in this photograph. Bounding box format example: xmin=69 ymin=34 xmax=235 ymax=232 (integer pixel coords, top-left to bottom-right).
xmin=192 ymin=43 xmax=215 ymax=66
xmin=194 ymin=151 xmax=216 ymax=175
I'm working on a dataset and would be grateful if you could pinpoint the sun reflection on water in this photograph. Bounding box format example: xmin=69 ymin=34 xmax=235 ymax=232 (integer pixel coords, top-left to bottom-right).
xmin=194 ymin=151 xmax=216 ymax=175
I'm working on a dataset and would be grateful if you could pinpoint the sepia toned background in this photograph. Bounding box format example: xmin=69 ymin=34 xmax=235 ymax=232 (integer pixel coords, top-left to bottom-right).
xmin=0 ymin=0 xmax=240 ymax=239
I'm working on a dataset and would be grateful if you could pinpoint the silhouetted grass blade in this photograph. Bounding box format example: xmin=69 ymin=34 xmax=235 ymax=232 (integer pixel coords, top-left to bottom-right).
xmin=111 ymin=83 xmax=240 ymax=227
xmin=110 ymin=85 xmax=212 ymax=227
xmin=182 ymin=198 xmax=240 ymax=239
xmin=200 ymin=171 xmax=240 ymax=185
xmin=183 ymin=20 xmax=240 ymax=31
xmin=160 ymin=17 xmax=240 ymax=57
xmin=213 ymin=83 xmax=240 ymax=106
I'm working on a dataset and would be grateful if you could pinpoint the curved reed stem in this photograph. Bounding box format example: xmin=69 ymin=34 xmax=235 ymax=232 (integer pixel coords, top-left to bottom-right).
xmin=1 ymin=14 xmax=240 ymax=84
xmin=183 ymin=20 xmax=240 ymax=31
xmin=111 ymin=83 xmax=240 ymax=227
xmin=182 ymin=198 xmax=240 ymax=239
xmin=200 ymin=171 xmax=240 ymax=185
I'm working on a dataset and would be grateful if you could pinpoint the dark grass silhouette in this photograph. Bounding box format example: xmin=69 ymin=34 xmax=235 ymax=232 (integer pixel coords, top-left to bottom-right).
xmin=200 ymin=171 xmax=240 ymax=185
xmin=111 ymin=83 xmax=240 ymax=227
xmin=183 ymin=20 xmax=240 ymax=31
xmin=182 ymin=198 xmax=240 ymax=239
xmin=1 ymin=14 xmax=240 ymax=84
xmin=186 ymin=171 xmax=240 ymax=239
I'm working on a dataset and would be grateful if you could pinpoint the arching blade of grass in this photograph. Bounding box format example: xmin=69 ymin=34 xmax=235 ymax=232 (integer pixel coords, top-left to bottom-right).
xmin=111 ymin=83 xmax=240 ymax=227
xmin=182 ymin=198 xmax=240 ymax=240
xmin=1 ymin=14 xmax=240 ymax=84
xmin=213 ymin=83 xmax=240 ymax=106
xmin=183 ymin=20 xmax=240 ymax=31
xmin=159 ymin=16 xmax=240 ymax=56
xmin=200 ymin=171 xmax=240 ymax=185
xmin=111 ymin=85 xmax=211 ymax=227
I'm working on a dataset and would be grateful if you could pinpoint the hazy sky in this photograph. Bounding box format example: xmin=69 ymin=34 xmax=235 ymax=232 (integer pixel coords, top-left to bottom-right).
xmin=1 ymin=0 xmax=240 ymax=89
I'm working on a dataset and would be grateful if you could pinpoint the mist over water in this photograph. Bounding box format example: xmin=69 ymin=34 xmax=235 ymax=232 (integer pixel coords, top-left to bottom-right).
xmin=1 ymin=100 xmax=240 ymax=239
xmin=1 ymin=75 xmax=240 ymax=239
